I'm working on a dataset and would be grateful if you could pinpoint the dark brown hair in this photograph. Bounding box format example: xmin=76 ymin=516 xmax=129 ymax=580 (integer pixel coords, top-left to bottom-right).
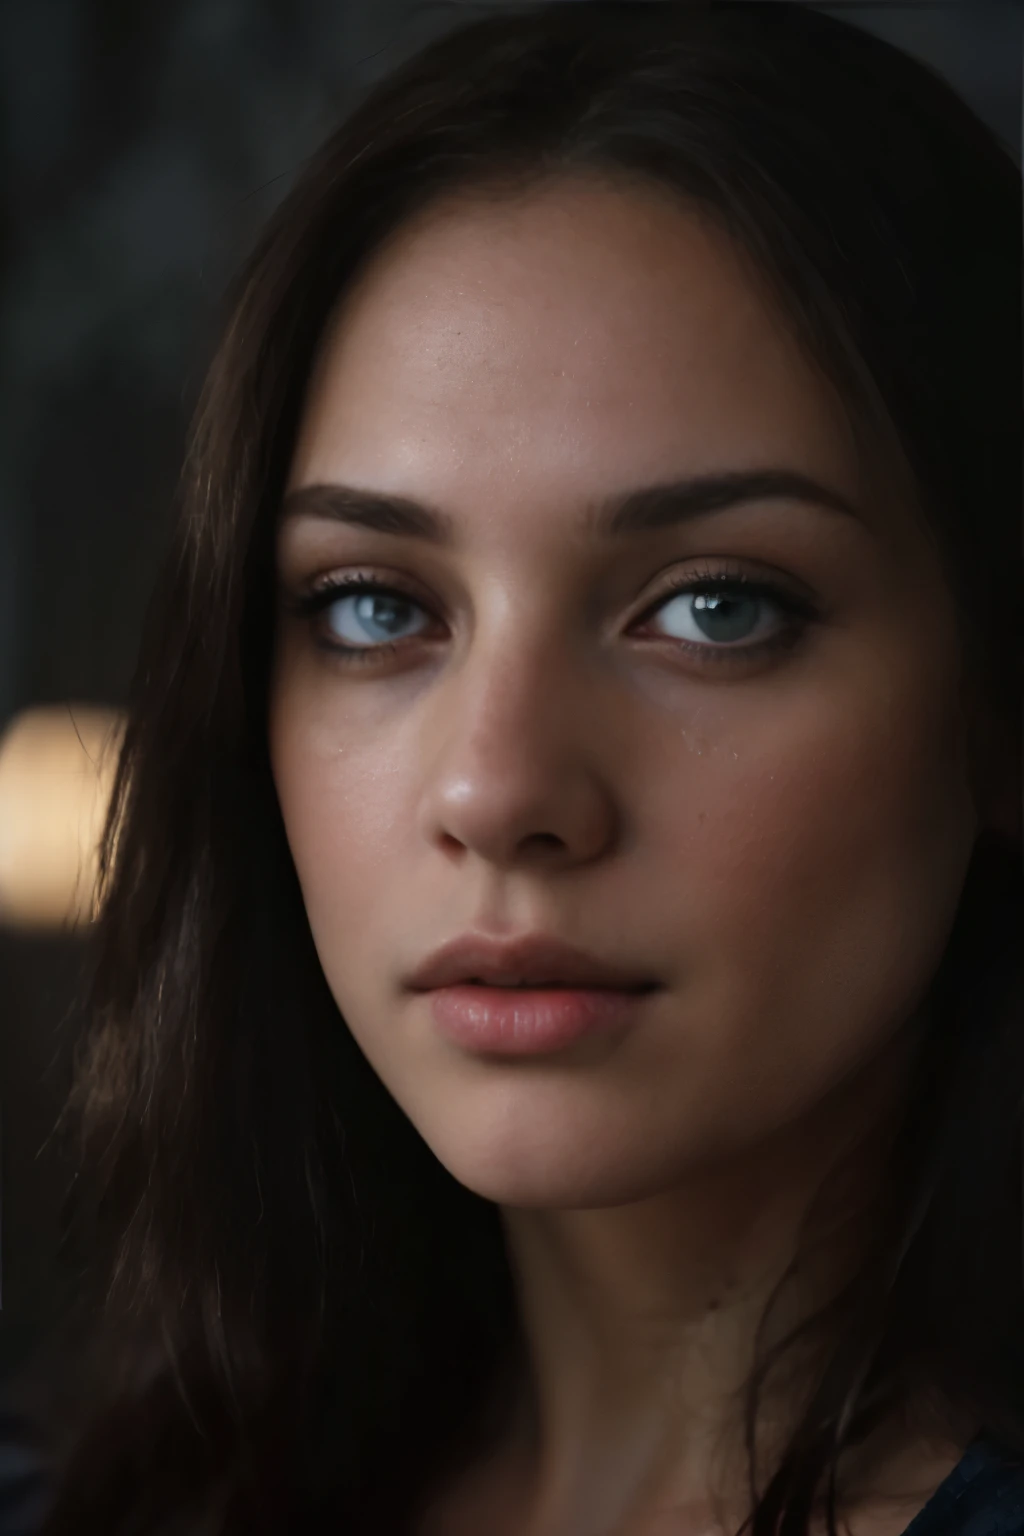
xmin=16 ymin=4 xmax=1023 ymax=1533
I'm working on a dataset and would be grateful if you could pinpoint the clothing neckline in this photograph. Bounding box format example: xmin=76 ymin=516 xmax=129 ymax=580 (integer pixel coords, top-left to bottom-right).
xmin=899 ymin=1436 xmax=1013 ymax=1535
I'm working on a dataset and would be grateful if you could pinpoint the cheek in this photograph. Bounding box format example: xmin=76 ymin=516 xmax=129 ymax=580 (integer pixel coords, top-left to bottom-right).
xmin=647 ymin=668 xmax=977 ymax=1118
xmin=267 ymin=666 xmax=417 ymax=957
xmin=678 ymin=698 xmax=967 ymax=914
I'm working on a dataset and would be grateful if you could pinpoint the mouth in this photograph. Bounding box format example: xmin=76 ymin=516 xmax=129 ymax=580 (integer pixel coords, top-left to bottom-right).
xmin=460 ymin=977 xmax=656 ymax=991
xmin=406 ymin=931 xmax=659 ymax=994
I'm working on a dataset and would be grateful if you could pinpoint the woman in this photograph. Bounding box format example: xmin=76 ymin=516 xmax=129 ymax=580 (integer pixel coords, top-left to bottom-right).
xmin=2 ymin=2 xmax=1021 ymax=1532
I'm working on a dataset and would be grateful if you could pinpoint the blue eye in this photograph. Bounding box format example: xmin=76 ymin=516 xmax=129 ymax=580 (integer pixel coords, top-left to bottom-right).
xmin=651 ymin=585 xmax=784 ymax=647
xmin=288 ymin=568 xmax=815 ymax=667
xmin=322 ymin=587 xmax=430 ymax=648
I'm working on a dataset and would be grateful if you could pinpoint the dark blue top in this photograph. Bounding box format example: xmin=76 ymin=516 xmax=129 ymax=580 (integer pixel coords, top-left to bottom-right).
xmin=1 ymin=1408 xmax=1023 ymax=1533
xmin=901 ymin=1439 xmax=1024 ymax=1535
xmin=0 ymin=1402 xmax=48 ymax=1536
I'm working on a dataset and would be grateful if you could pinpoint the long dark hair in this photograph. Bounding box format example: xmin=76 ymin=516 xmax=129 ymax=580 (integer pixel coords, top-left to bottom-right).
xmin=17 ymin=4 xmax=1022 ymax=1532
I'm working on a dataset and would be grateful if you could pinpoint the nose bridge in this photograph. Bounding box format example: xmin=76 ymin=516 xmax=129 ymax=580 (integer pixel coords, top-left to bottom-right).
xmin=417 ymin=591 xmax=615 ymax=865
xmin=452 ymin=596 xmax=581 ymax=764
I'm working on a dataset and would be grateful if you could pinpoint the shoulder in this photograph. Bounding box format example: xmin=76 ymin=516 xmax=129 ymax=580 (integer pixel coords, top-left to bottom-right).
xmin=0 ymin=1399 xmax=49 ymax=1536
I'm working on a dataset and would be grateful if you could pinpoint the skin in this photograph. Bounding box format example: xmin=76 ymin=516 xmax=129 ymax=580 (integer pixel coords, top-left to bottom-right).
xmin=268 ymin=177 xmax=992 ymax=1534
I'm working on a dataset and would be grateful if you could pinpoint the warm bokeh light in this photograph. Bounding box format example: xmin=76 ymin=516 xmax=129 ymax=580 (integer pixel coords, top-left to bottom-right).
xmin=0 ymin=705 xmax=127 ymax=931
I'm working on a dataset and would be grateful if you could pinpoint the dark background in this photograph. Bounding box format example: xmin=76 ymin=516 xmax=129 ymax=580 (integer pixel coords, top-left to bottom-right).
xmin=0 ymin=0 xmax=1020 ymax=1383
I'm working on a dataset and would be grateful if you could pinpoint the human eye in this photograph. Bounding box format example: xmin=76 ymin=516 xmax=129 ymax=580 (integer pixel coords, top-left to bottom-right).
xmin=280 ymin=560 xmax=818 ymax=669
xmin=284 ymin=572 xmax=439 ymax=663
xmin=633 ymin=559 xmax=818 ymax=665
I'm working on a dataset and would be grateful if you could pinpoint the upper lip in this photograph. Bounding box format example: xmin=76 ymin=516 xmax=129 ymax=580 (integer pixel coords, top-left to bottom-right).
xmin=406 ymin=932 xmax=658 ymax=992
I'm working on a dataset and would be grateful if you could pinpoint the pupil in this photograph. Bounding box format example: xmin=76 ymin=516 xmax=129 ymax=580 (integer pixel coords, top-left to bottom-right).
xmin=356 ymin=593 xmax=412 ymax=638
xmin=692 ymin=592 xmax=759 ymax=643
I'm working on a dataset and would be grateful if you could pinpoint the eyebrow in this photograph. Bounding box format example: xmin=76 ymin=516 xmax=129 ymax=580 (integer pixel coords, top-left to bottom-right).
xmin=280 ymin=468 xmax=860 ymax=543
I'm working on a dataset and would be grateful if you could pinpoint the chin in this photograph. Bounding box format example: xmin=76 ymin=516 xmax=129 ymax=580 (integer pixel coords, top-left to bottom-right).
xmin=439 ymin=1156 xmax=653 ymax=1211
xmin=407 ymin=1089 xmax=697 ymax=1210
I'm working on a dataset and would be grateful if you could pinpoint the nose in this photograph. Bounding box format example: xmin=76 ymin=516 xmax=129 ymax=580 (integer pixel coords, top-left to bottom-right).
xmin=415 ymin=628 xmax=618 ymax=872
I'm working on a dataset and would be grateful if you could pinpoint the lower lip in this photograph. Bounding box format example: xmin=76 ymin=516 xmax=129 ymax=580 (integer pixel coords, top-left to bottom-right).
xmin=424 ymin=984 xmax=656 ymax=1056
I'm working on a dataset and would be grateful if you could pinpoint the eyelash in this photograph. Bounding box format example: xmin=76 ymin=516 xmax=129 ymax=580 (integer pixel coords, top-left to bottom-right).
xmin=286 ymin=561 xmax=817 ymax=669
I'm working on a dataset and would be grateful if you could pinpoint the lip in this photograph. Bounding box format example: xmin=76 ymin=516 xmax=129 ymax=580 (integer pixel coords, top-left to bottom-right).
xmin=425 ymin=983 xmax=654 ymax=1057
xmin=405 ymin=931 xmax=659 ymax=993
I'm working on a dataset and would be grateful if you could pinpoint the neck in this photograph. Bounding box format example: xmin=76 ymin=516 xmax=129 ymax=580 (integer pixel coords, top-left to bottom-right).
xmin=489 ymin=1031 xmax=935 ymax=1534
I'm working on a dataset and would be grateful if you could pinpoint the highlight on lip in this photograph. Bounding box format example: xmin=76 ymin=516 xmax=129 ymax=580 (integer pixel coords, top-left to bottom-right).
xmin=426 ymin=980 xmax=659 ymax=1056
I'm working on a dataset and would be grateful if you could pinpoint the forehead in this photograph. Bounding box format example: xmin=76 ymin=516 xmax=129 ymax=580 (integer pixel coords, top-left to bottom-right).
xmin=288 ymin=176 xmax=865 ymax=521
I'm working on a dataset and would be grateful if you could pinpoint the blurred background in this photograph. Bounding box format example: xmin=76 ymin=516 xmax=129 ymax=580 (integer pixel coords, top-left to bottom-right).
xmin=0 ymin=0 xmax=1020 ymax=1384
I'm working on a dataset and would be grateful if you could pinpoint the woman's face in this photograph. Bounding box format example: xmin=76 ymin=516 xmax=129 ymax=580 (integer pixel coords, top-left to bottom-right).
xmin=269 ymin=177 xmax=979 ymax=1207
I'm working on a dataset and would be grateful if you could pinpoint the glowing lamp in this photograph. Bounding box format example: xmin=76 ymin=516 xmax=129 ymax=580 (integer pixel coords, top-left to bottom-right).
xmin=0 ymin=705 xmax=126 ymax=931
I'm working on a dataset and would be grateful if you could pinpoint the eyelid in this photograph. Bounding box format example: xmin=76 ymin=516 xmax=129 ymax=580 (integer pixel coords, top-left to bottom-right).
xmin=286 ymin=556 xmax=812 ymax=611
xmin=622 ymin=560 xmax=813 ymax=643
xmin=301 ymin=564 xmax=436 ymax=608
xmin=637 ymin=555 xmax=817 ymax=612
